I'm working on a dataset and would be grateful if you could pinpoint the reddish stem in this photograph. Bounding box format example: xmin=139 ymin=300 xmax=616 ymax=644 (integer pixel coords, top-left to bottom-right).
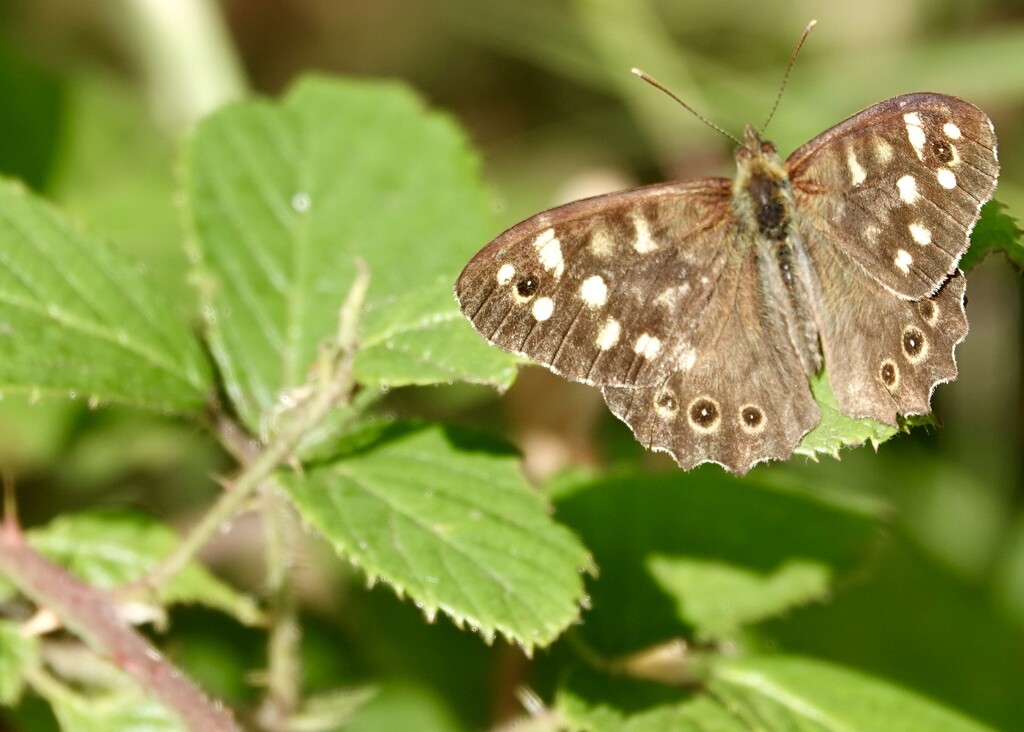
xmin=0 ymin=531 xmax=240 ymax=732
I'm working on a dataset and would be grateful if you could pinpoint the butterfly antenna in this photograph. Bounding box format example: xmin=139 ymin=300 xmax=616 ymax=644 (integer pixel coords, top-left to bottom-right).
xmin=761 ymin=19 xmax=817 ymax=133
xmin=631 ymin=68 xmax=740 ymax=146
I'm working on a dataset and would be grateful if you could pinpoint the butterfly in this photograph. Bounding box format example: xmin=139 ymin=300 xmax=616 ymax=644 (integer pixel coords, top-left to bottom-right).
xmin=455 ymin=91 xmax=998 ymax=474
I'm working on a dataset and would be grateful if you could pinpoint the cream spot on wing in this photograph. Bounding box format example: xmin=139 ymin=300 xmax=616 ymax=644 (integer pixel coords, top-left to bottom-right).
xmin=875 ymin=138 xmax=894 ymax=163
xmin=654 ymin=282 xmax=691 ymax=308
xmin=937 ymin=168 xmax=957 ymax=189
xmin=943 ymin=121 xmax=962 ymax=139
xmin=531 ymin=296 xmax=554 ymax=321
xmin=589 ymin=228 xmax=615 ymax=257
xmin=864 ymin=224 xmax=881 ymax=244
xmin=896 ymin=174 xmax=918 ymax=204
xmin=496 ymin=263 xmax=515 ymax=285
xmin=679 ymin=346 xmax=696 ymax=371
xmin=904 ymin=112 xmax=926 ymax=160
xmin=633 ymin=333 xmax=662 ymax=359
xmin=847 ymin=148 xmax=867 ymax=186
xmin=580 ymin=275 xmax=608 ymax=308
xmin=596 ymin=317 xmax=620 ymax=350
xmin=909 ymin=222 xmax=932 ymax=246
xmin=631 ymin=214 xmax=659 ymax=253
xmin=895 ymin=249 xmax=913 ymax=274
xmin=533 ymin=228 xmax=564 ymax=278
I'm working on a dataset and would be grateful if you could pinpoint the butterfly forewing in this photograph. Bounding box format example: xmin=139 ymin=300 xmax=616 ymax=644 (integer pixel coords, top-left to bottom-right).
xmin=455 ymin=181 xmax=735 ymax=388
xmin=788 ymin=93 xmax=998 ymax=298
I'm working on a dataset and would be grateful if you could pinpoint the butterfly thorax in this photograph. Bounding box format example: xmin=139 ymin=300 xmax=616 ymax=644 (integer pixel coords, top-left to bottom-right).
xmin=732 ymin=125 xmax=790 ymax=240
xmin=732 ymin=124 xmax=824 ymax=376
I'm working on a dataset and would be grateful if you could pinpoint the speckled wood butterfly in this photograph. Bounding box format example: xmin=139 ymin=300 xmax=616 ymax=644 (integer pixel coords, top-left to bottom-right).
xmin=455 ymin=82 xmax=998 ymax=473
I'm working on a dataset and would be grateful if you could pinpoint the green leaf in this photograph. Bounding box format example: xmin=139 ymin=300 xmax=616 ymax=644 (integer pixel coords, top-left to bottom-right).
xmin=185 ymin=75 xmax=515 ymax=433
xmin=0 ymin=619 xmax=39 ymax=705
xmin=289 ymin=686 xmax=378 ymax=732
xmin=344 ymin=682 xmax=462 ymax=732
xmin=280 ymin=422 xmax=593 ymax=651
xmin=959 ymin=200 xmax=1024 ymax=271
xmin=644 ymin=556 xmax=831 ymax=641
xmin=0 ymin=177 xmax=211 ymax=411
xmin=797 ymin=370 xmax=899 ymax=462
xmin=28 ymin=509 xmax=262 ymax=626
xmin=554 ymin=470 xmax=878 ymax=647
xmin=41 ymin=683 xmax=184 ymax=732
xmin=559 ymin=655 xmax=998 ymax=732
xmin=355 ymin=279 xmax=517 ymax=389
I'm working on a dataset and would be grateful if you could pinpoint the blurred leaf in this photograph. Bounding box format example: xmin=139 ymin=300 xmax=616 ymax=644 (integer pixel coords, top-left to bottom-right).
xmin=554 ymin=470 xmax=879 ymax=647
xmin=281 ymin=421 xmax=593 ymax=651
xmin=0 ymin=619 xmax=39 ymax=705
xmin=959 ymin=200 xmax=1023 ymax=271
xmin=48 ymin=72 xmax=184 ymax=288
xmin=39 ymin=681 xmax=183 ymax=732
xmin=185 ymin=74 xmax=513 ymax=433
xmin=28 ymin=510 xmax=262 ymax=626
xmin=761 ymin=536 xmax=1024 ymax=731
xmin=645 ymin=556 xmax=830 ymax=641
xmin=796 ymin=371 xmax=899 ymax=462
xmin=559 ymin=654 xmax=998 ymax=731
xmin=0 ymin=178 xmax=211 ymax=412
xmin=289 ymin=686 xmax=378 ymax=732
xmin=0 ymin=40 xmax=62 ymax=190
xmin=344 ymin=682 xmax=461 ymax=732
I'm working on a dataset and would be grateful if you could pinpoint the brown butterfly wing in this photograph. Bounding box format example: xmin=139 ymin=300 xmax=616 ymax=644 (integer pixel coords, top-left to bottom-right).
xmin=456 ymin=181 xmax=737 ymax=388
xmin=788 ymin=93 xmax=997 ymax=421
xmin=456 ymin=182 xmax=819 ymax=473
xmin=787 ymin=93 xmax=998 ymax=299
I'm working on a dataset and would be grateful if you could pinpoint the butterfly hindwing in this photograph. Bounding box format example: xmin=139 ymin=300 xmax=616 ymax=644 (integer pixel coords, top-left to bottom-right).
xmin=602 ymin=237 xmax=820 ymax=473
xmin=455 ymin=181 xmax=737 ymax=388
xmin=803 ymin=225 xmax=969 ymax=424
xmin=788 ymin=93 xmax=998 ymax=298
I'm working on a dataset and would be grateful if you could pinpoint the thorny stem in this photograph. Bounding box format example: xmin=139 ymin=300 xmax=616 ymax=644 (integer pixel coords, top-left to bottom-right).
xmin=0 ymin=265 xmax=370 ymax=729
xmin=0 ymin=529 xmax=241 ymax=731
xmin=2 ymin=471 xmax=21 ymax=543
xmin=255 ymin=486 xmax=302 ymax=729
xmin=135 ymin=260 xmax=370 ymax=593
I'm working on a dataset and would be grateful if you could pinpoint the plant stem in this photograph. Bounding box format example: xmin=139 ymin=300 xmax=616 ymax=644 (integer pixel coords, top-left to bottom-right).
xmin=255 ymin=486 xmax=302 ymax=729
xmin=136 ymin=261 xmax=370 ymax=593
xmin=0 ymin=531 xmax=240 ymax=731
xmin=109 ymin=0 xmax=248 ymax=131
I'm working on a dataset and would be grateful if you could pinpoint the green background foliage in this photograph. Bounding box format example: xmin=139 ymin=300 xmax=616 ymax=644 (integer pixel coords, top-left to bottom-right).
xmin=0 ymin=1 xmax=1021 ymax=731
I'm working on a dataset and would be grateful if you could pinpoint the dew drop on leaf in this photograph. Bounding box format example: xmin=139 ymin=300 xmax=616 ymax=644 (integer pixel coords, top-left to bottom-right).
xmin=291 ymin=192 xmax=311 ymax=212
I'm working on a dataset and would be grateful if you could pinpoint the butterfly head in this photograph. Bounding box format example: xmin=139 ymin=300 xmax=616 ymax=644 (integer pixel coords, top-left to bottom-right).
xmin=738 ymin=124 xmax=780 ymax=161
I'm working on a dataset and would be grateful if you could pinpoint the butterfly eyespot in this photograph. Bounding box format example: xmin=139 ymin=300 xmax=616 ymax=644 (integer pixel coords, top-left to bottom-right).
xmin=880 ymin=359 xmax=900 ymax=389
xmin=687 ymin=397 xmax=720 ymax=433
xmin=901 ymin=326 xmax=929 ymax=363
xmin=654 ymin=390 xmax=678 ymax=418
xmin=739 ymin=405 xmax=766 ymax=434
xmin=932 ymin=139 xmax=954 ymax=164
xmin=917 ymin=299 xmax=938 ymax=325
xmin=515 ymin=276 xmax=539 ymax=299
